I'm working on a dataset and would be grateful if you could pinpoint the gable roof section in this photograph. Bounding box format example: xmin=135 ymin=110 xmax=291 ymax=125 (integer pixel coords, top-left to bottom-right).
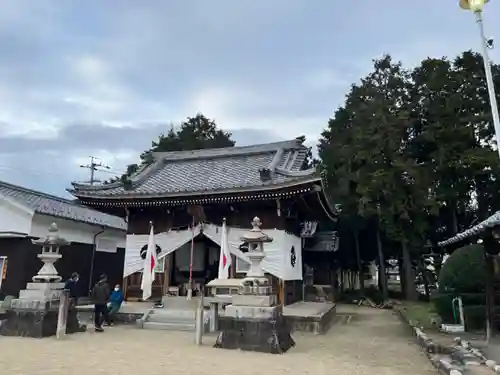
xmin=0 ymin=181 xmax=126 ymax=230
xmin=70 ymin=138 xmax=321 ymax=199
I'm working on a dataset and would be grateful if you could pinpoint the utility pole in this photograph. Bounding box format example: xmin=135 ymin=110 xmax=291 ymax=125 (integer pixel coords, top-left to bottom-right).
xmin=79 ymin=156 xmax=110 ymax=185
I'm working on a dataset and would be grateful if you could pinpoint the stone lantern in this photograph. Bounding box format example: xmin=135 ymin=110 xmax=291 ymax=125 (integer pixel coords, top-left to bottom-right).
xmin=31 ymin=222 xmax=69 ymax=283
xmin=214 ymin=217 xmax=295 ymax=354
xmin=0 ymin=223 xmax=77 ymax=338
xmin=240 ymin=216 xmax=272 ymax=286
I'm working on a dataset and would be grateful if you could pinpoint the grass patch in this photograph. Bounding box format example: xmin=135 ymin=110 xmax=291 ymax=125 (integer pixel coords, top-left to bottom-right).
xmin=398 ymin=301 xmax=441 ymax=330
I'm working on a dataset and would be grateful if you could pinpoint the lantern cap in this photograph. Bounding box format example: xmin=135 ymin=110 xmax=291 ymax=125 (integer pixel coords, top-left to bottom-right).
xmin=241 ymin=217 xmax=273 ymax=243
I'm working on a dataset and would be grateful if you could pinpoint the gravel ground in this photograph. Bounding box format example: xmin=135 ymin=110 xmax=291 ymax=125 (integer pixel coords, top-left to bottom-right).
xmin=0 ymin=305 xmax=436 ymax=375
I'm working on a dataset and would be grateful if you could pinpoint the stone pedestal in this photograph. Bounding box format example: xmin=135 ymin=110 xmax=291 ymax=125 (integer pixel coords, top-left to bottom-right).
xmin=214 ymin=294 xmax=295 ymax=354
xmin=0 ymin=282 xmax=83 ymax=338
xmin=214 ymin=217 xmax=295 ymax=354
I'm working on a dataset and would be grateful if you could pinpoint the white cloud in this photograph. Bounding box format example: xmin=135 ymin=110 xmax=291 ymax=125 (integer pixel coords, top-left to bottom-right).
xmin=303 ymin=69 xmax=351 ymax=92
xmin=0 ymin=0 xmax=498 ymax=197
xmin=184 ymin=85 xmax=326 ymax=142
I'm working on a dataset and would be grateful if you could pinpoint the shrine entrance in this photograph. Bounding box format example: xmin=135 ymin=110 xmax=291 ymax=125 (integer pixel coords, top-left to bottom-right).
xmin=123 ymin=234 xmax=220 ymax=301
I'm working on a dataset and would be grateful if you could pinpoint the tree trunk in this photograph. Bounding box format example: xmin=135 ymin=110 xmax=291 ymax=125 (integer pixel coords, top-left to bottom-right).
xmin=398 ymin=256 xmax=406 ymax=297
xmin=417 ymin=259 xmax=430 ymax=302
xmin=340 ymin=270 xmax=344 ymax=293
xmin=433 ymin=254 xmax=443 ymax=280
xmin=401 ymin=241 xmax=418 ymax=301
xmin=354 ymin=231 xmax=365 ymax=295
xmin=451 ymin=208 xmax=459 ymax=235
xmin=376 ymin=229 xmax=389 ymax=300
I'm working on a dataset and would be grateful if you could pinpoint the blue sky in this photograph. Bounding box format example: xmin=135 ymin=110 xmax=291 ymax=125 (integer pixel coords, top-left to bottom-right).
xmin=0 ymin=0 xmax=498 ymax=197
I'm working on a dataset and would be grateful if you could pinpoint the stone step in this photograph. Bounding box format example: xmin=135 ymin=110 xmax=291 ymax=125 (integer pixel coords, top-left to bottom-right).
xmin=147 ymin=315 xmax=195 ymax=324
xmin=160 ymin=296 xmax=199 ymax=310
xmin=143 ymin=321 xmax=195 ymax=331
xmin=148 ymin=310 xmax=196 ymax=321
xmin=146 ymin=310 xmax=210 ymax=324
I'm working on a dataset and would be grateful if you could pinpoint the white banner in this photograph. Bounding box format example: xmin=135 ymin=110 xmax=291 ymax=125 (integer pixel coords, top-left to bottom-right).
xmin=123 ymin=224 xmax=303 ymax=281
xmin=124 ymin=226 xmax=201 ymax=277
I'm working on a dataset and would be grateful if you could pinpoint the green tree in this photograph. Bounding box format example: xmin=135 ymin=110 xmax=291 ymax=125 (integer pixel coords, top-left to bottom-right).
xmin=452 ymin=52 xmax=500 ymax=220
xmin=106 ymin=113 xmax=234 ymax=183
xmin=409 ymin=52 xmax=500 ymax=240
xmin=320 ymin=55 xmax=436 ymax=300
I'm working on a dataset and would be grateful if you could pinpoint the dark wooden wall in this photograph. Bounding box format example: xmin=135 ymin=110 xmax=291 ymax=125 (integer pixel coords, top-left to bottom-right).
xmin=127 ymin=201 xmax=289 ymax=235
xmin=0 ymin=238 xmax=125 ymax=299
xmin=91 ymin=248 xmax=126 ymax=291
xmin=284 ymin=280 xmax=303 ymax=305
xmin=0 ymin=238 xmax=33 ymax=299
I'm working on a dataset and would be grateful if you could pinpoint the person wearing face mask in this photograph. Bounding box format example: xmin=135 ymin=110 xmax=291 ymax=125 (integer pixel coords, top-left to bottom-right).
xmin=64 ymin=272 xmax=80 ymax=309
xmin=107 ymin=284 xmax=124 ymax=325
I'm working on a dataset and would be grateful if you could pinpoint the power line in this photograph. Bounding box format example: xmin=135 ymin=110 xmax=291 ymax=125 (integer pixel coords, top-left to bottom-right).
xmin=79 ymin=156 xmax=111 ymax=185
xmin=0 ymin=164 xmax=121 ymax=179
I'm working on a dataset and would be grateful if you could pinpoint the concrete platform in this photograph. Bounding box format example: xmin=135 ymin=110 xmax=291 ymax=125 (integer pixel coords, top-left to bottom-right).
xmin=75 ymin=300 xmax=336 ymax=334
xmin=76 ymin=302 xmax=152 ymax=324
xmin=282 ymin=301 xmax=336 ymax=334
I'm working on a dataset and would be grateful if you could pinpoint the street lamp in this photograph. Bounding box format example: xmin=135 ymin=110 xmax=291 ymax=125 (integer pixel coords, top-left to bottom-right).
xmin=459 ymin=0 xmax=500 ymax=159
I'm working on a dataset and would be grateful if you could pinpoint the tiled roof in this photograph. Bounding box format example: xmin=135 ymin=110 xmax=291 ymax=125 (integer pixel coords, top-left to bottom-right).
xmin=70 ymin=138 xmax=320 ymax=199
xmin=438 ymin=211 xmax=500 ymax=247
xmin=0 ymin=181 xmax=126 ymax=230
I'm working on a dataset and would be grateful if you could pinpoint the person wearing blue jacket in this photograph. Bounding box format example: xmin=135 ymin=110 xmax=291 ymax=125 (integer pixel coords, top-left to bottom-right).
xmin=107 ymin=284 xmax=124 ymax=325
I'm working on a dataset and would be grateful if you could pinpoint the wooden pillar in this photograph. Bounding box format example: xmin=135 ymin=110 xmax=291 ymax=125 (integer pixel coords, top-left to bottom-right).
xmin=278 ymin=279 xmax=285 ymax=306
xmin=162 ymin=254 xmax=172 ymax=295
xmin=483 ymin=233 xmax=500 ymax=341
xmin=122 ymin=276 xmax=129 ymax=300
xmin=230 ymin=254 xmax=236 ymax=278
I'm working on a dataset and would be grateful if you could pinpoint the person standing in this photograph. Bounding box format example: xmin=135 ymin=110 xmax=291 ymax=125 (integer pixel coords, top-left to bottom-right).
xmin=91 ymin=274 xmax=110 ymax=332
xmin=64 ymin=272 xmax=80 ymax=309
xmin=107 ymin=284 xmax=124 ymax=325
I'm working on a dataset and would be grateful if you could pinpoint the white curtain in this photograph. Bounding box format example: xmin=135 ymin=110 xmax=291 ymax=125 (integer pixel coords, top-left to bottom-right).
xmin=123 ymin=223 xmax=303 ymax=281
xmin=202 ymin=224 xmax=302 ymax=281
xmin=123 ymin=226 xmax=201 ymax=277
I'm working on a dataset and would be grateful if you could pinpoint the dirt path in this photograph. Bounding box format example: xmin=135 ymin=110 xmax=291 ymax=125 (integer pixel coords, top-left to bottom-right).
xmin=0 ymin=305 xmax=436 ymax=375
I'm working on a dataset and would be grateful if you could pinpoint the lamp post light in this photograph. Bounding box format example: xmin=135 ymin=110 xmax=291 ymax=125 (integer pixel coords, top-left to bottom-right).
xmin=459 ymin=0 xmax=500 ymax=159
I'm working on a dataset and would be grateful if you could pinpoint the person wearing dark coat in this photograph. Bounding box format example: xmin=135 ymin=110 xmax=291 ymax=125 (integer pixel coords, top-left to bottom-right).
xmin=91 ymin=274 xmax=111 ymax=332
xmin=64 ymin=272 xmax=80 ymax=309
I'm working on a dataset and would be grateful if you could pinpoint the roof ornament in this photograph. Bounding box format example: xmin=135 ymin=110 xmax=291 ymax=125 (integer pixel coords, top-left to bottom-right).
xmin=259 ymin=167 xmax=272 ymax=181
xmin=295 ymin=135 xmax=306 ymax=145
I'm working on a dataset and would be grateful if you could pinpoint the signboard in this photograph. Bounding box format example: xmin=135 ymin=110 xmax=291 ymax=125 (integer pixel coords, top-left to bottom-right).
xmin=305 ymin=231 xmax=339 ymax=252
xmin=155 ymin=256 xmax=165 ymax=273
xmin=1 ymin=256 xmax=7 ymax=281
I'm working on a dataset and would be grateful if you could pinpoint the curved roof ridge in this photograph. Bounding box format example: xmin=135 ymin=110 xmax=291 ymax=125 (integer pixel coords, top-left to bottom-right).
xmin=275 ymin=167 xmax=316 ymax=177
xmin=151 ymin=138 xmax=305 ymax=162
xmin=71 ymin=138 xmax=308 ymax=192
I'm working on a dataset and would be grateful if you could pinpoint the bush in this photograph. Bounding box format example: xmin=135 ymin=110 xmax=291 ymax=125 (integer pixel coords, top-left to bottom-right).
xmin=463 ymin=305 xmax=486 ymax=330
xmin=434 ymin=244 xmax=486 ymax=328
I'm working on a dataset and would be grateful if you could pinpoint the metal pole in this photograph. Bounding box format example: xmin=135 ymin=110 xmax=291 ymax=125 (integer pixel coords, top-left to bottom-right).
xmin=187 ymin=218 xmax=195 ymax=300
xmin=475 ymin=11 xmax=500 ymax=159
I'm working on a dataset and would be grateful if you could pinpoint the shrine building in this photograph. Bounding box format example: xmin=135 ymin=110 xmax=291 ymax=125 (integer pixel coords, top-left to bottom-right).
xmin=69 ymin=137 xmax=337 ymax=305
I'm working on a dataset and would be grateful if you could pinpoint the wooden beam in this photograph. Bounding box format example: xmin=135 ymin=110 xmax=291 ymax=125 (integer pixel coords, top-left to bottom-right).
xmin=122 ymin=276 xmax=128 ymax=300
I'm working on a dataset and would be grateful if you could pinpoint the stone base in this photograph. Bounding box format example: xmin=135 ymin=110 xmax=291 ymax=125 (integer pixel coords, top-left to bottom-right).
xmin=0 ymin=308 xmax=84 ymax=338
xmin=214 ymin=316 xmax=295 ymax=354
xmin=18 ymin=282 xmax=65 ymax=300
